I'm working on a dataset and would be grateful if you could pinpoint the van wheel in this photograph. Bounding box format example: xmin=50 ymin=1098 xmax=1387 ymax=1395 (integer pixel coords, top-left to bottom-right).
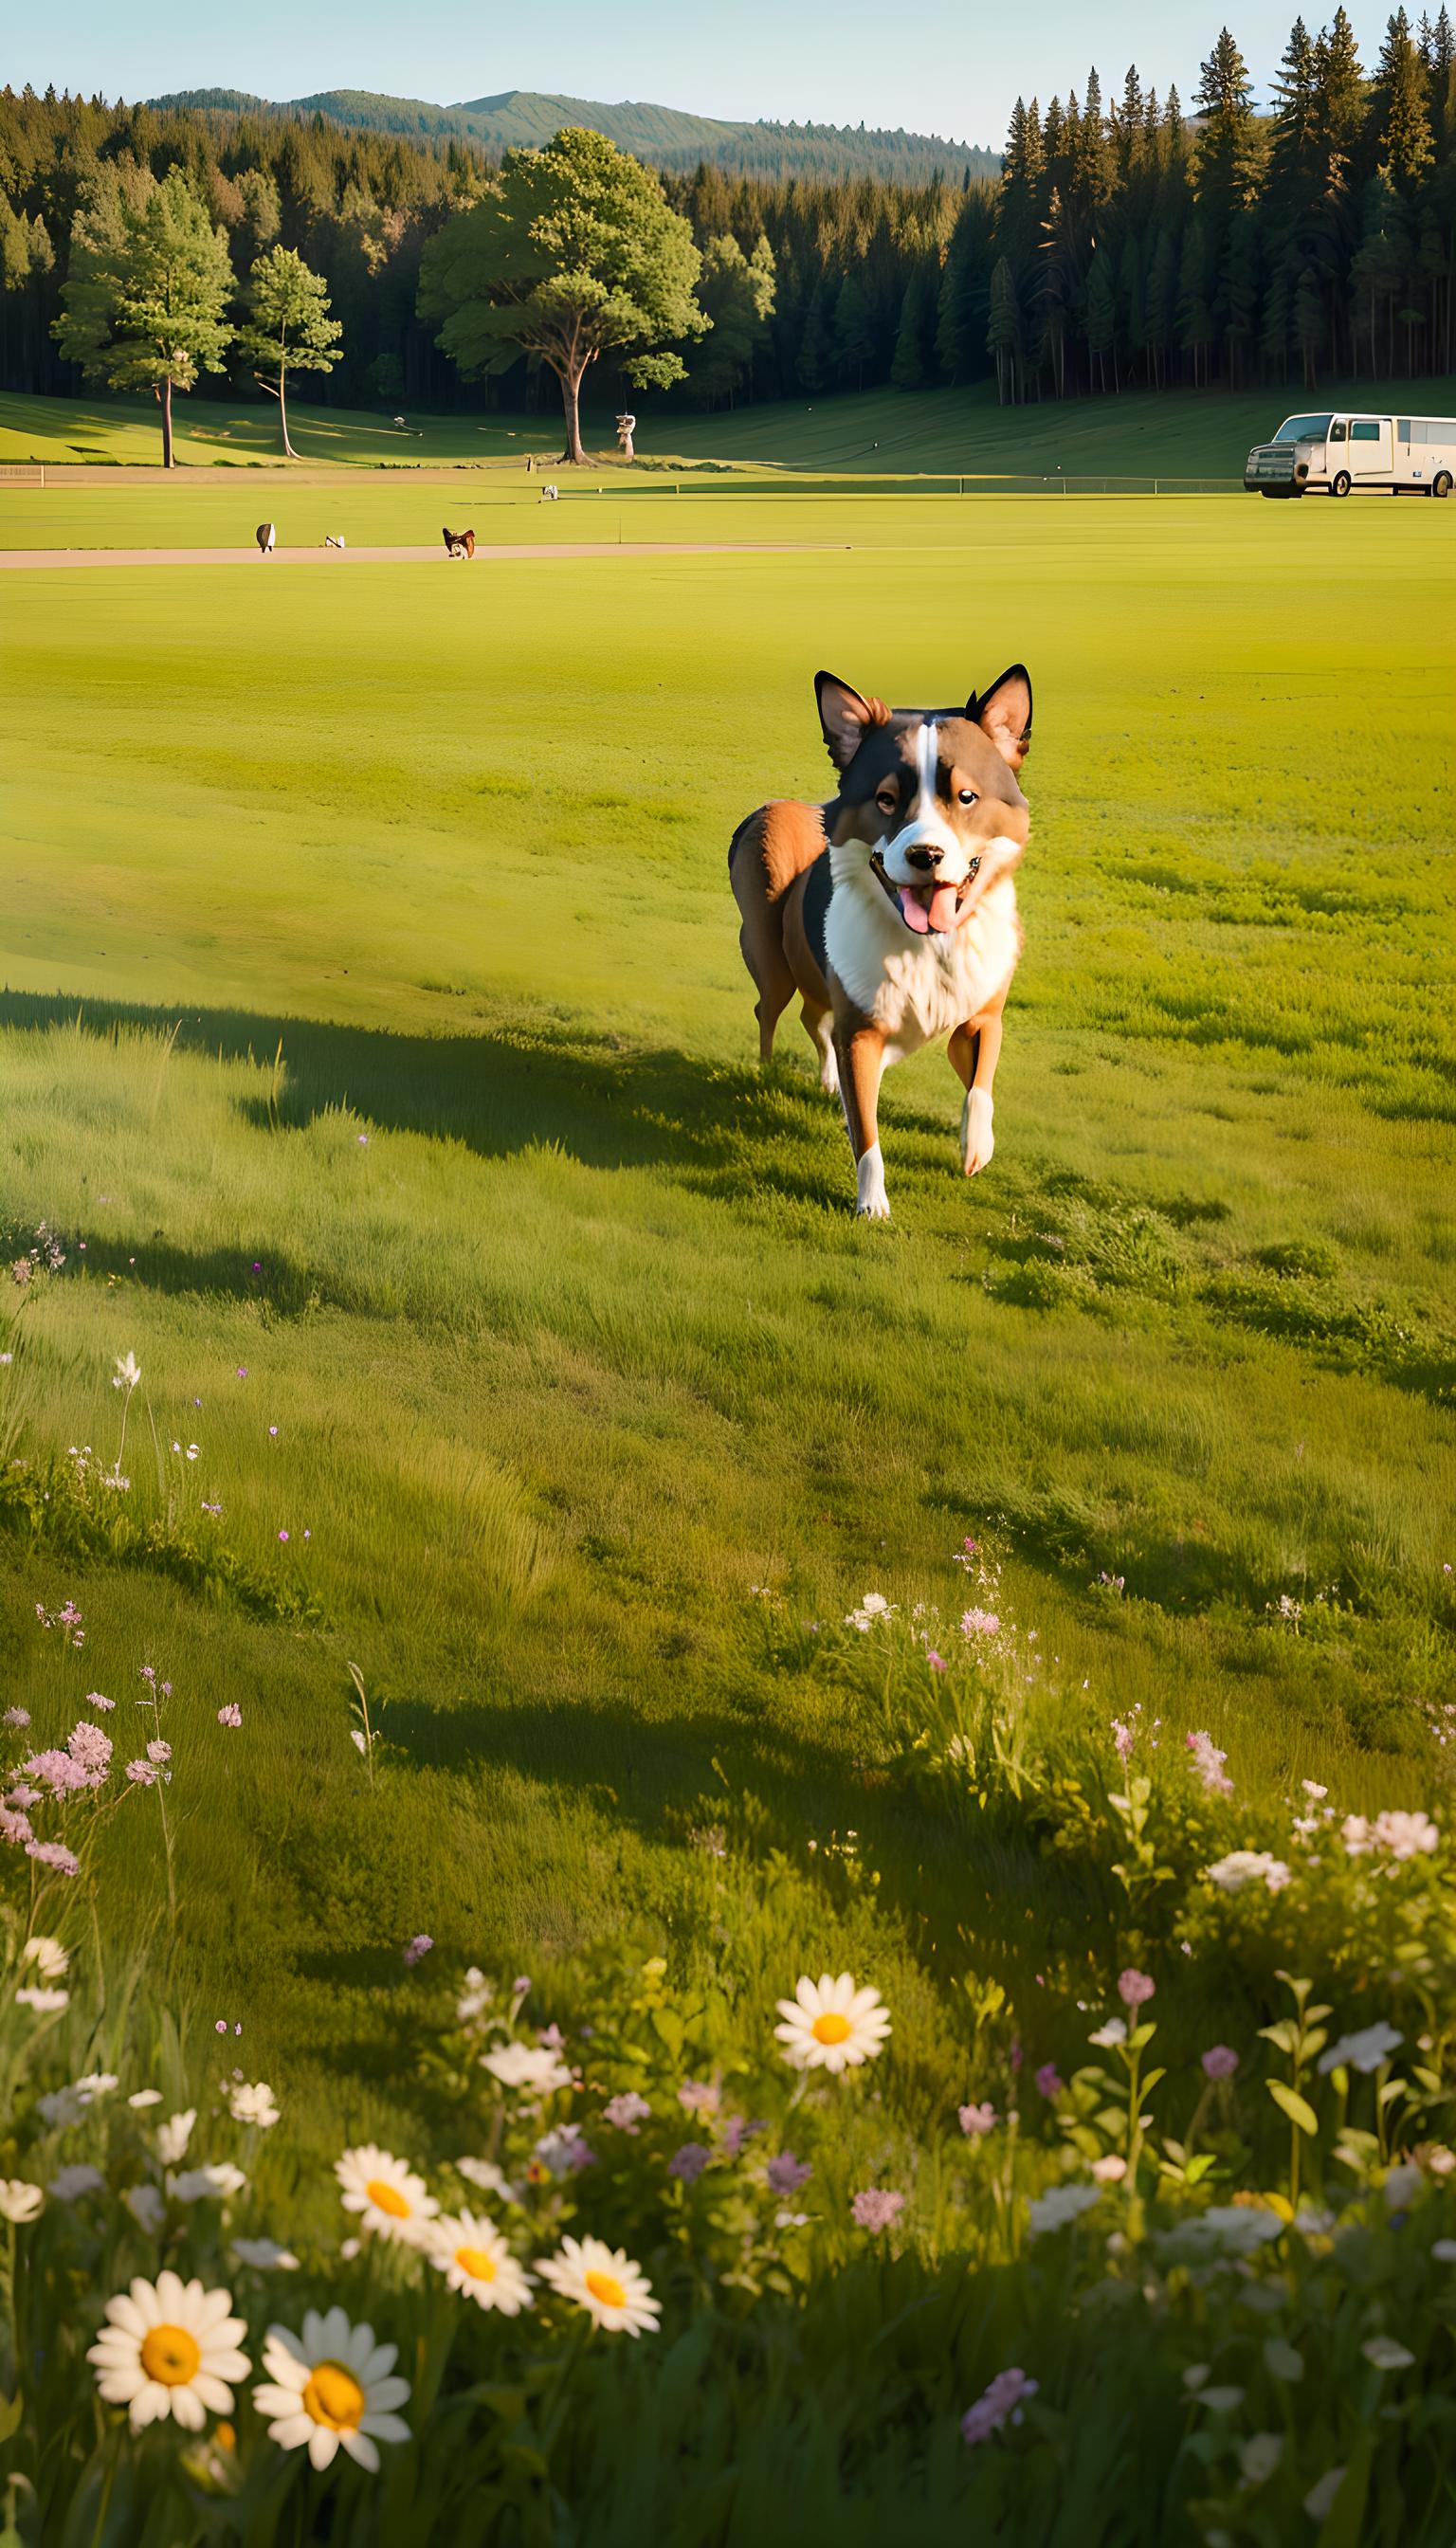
xmin=1331 ymin=471 xmax=1352 ymax=498
xmin=1434 ymin=470 xmax=1453 ymax=500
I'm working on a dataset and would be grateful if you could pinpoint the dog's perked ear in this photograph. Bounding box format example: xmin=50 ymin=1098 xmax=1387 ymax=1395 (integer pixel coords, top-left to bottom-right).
xmin=971 ymin=665 xmax=1033 ymax=770
xmin=814 ymin=671 xmax=887 ymax=773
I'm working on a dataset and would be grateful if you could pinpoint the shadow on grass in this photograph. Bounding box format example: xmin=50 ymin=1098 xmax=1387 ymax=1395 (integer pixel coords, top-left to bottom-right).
xmin=0 ymin=987 xmax=856 ymax=1215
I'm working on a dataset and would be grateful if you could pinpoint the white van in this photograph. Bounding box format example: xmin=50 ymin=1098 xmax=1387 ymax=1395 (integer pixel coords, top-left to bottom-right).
xmin=1245 ymin=411 xmax=1456 ymax=499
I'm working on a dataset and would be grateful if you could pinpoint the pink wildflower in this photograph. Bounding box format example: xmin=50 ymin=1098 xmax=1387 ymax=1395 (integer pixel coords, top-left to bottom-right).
xmin=927 ymin=1650 xmax=947 ymax=1672
xmin=216 ymin=1704 xmax=242 ymax=1728
xmin=1118 ymin=1969 xmax=1156 ymax=2011
xmin=125 ymin=1760 xmax=157 ymax=1788
xmin=961 ymin=1608 xmax=1000 ymax=1637
xmin=851 ymin=2187 xmax=905 ymax=2232
xmin=678 ymin=2080 xmax=720 ymax=2117
xmin=1186 ymin=1730 xmax=1233 ymax=1796
xmin=962 ymin=2367 xmax=1038 ymax=2446
xmin=959 ymin=2102 xmax=997 ymax=2138
xmin=603 ymin=2092 xmax=651 ymax=2134
xmin=84 ymin=1692 xmax=115 ymax=1713
xmin=1202 ymin=2046 xmax=1239 ymax=2083
xmin=3 ymin=1707 xmax=31 ymax=1729
xmin=0 ymin=1805 xmax=33 ymax=1847
xmin=26 ymin=1840 xmax=79 ymax=1875
xmin=403 ymin=1934 xmax=433 ymax=1966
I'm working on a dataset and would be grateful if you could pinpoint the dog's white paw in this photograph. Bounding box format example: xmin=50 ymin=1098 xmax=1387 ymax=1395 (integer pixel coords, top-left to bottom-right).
xmin=960 ymin=1090 xmax=994 ymax=1177
xmin=856 ymin=1143 xmax=891 ymax=1220
xmin=820 ymin=1052 xmax=841 ymax=1099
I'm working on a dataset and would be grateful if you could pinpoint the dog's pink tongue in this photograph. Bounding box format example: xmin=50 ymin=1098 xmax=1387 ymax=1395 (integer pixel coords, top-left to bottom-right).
xmin=898 ymin=887 xmax=931 ymax=935
xmin=925 ymin=884 xmax=961 ymax=933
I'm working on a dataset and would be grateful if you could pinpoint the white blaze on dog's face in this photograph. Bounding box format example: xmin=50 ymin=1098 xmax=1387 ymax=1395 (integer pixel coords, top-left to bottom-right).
xmin=815 ymin=667 xmax=1033 ymax=938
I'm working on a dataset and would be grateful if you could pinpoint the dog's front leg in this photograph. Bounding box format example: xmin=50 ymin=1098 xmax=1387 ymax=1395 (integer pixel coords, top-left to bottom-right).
xmin=950 ymin=1008 xmax=1004 ymax=1176
xmin=835 ymin=1022 xmax=890 ymax=1219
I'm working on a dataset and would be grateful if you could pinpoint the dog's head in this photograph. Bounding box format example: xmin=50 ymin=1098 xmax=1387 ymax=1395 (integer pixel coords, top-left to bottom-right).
xmin=815 ymin=667 xmax=1032 ymax=937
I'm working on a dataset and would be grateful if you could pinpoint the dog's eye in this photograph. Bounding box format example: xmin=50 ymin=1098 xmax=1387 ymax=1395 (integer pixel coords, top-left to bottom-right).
xmin=875 ymin=792 xmax=898 ymax=816
xmin=957 ymin=789 xmax=979 ymax=807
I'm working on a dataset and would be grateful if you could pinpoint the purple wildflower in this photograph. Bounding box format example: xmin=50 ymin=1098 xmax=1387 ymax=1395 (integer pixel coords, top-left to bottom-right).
xmin=1034 ymin=2064 xmax=1063 ymax=2101
xmin=962 ymin=2367 xmax=1038 ymax=2446
xmin=125 ymin=1760 xmax=157 ymax=1787
xmin=767 ymin=2151 xmax=812 ymax=2195
xmin=216 ymin=1704 xmax=242 ymax=1728
xmin=3 ymin=1707 xmax=31 ymax=1729
xmin=146 ymin=1740 xmax=171 ymax=1766
xmin=0 ymin=1805 xmax=34 ymax=1847
xmin=851 ymin=2188 xmax=905 ymax=2232
xmin=667 ymin=2142 xmax=712 ymax=2184
xmin=1202 ymin=2046 xmax=1240 ymax=2083
xmin=403 ymin=1935 xmax=433 ymax=1967
xmin=21 ymin=1749 xmax=92 ymax=1796
xmin=85 ymin=1692 xmax=115 ymax=1714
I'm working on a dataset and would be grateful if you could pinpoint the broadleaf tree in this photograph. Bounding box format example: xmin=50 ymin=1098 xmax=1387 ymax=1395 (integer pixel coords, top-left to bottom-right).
xmin=417 ymin=126 xmax=706 ymax=462
xmin=54 ymin=163 xmax=235 ymax=467
xmin=237 ymin=246 xmax=343 ymax=457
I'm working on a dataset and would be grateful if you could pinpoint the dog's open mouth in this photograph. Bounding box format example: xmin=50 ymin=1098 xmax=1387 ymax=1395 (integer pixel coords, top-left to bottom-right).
xmin=871 ymin=854 xmax=980 ymax=937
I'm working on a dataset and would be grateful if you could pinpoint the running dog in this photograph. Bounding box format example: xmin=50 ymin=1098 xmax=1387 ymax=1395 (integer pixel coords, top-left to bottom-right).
xmin=255 ymin=521 xmax=275 ymax=557
xmin=443 ymin=526 xmax=476 ymax=559
xmin=730 ymin=666 xmax=1032 ymax=1219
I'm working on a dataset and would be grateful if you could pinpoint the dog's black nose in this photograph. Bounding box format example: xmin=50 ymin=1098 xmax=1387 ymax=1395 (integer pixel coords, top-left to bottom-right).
xmin=906 ymin=845 xmax=942 ymax=872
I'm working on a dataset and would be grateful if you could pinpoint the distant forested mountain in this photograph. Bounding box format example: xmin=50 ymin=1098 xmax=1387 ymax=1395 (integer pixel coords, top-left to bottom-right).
xmin=145 ymin=84 xmax=1000 ymax=184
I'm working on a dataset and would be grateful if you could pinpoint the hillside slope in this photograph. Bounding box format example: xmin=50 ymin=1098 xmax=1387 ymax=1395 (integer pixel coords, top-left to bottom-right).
xmin=145 ymin=85 xmax=998 ymax=181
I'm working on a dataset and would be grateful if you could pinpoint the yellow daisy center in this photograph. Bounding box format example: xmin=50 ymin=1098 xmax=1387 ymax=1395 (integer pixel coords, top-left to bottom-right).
xmin=457 ymin=2245 xmax=498 ymax=2282
xmin=812 ymin=2011 xmax=852 ymax=2046
xmin=585 ymin=2269 xmax=627 ymax=2310
xmin=302 ymin=2361 xmax=366 ymax=2431
xmin=140 ymin=2323 xmax=202 ymax=2387
xmin=366 ymin=2177 xmax=410 ymax=2219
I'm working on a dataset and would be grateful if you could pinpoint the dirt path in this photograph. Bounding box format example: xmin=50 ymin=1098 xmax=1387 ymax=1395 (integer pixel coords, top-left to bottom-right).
xmin=1 ymin=539 xmax=847 ymax=571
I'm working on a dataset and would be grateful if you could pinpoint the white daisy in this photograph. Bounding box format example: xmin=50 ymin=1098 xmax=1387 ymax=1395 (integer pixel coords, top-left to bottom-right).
xmin=252 ymin=2306 xmax=411 ymax=2473
xmin=535 ymin=2234 xmax=660 ymax=2337
xmin=74 ymin=2072 xmax=119 ymax=2105
xmin=774 ymin=1974 xmax=891 ymax=2074
xmin=22 ymin=1936 xmax=69 ymax=1980
xmin=456 ymin=2156 xmax=511 ymax=2198
xmin=228 ymin=2081 xmax=280 ymax=2129
xmin=128 ymin=2089 xmax=163 ymax=2109
xmin=335 ymin=2144 xmax=438 ymax=2247
xmin=156 ymin=2109 xmax=196 ymax=2164
xmin=428 ymin=2211 xmax=534 ymax=2315
xmin=87 ymin=2270 xmax=249 ymax=2431
xmin=15 ymin=1987 xmax=68 ymax=2014
xmin=232 ymin=2237 xmax=300 ymax=2270
xmin=169 ymin=2163 xmax=247 ymax=2202
xmin=481 ymin=2042 xmax=573 ymax=2094
xmin=0 ymin=2180 xmax=44 ymax=2223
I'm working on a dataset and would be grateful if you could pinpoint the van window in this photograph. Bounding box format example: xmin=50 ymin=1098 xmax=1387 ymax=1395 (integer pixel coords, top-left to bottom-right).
xmin=1351 ymin=420 xmax=1380 ymax=442
xmin=1398 ymin=421 xmax=1411 ymax=441
xmin=1273 ymin=413 xmax=1332 ymax=443
xmin=1329 ymin=420 xmax=1347 ymax=442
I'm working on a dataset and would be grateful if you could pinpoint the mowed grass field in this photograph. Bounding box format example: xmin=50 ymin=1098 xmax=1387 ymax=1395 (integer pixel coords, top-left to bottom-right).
xmin=2 ymin=475 xmax=1453 ymax=2149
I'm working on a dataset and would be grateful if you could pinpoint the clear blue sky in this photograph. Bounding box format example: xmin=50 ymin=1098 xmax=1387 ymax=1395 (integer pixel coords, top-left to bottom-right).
xmin=14 ymin=4 xmax=1397 ymax=151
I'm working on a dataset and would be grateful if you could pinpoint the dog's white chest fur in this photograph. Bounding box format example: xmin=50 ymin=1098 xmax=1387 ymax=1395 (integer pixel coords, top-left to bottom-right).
xmin=824 ymin=849 xmax=1021 ymax=1055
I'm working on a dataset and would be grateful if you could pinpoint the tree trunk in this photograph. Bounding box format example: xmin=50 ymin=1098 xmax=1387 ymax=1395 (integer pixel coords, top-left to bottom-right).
xmin=556 ymin=359 xmax=587 ymax=464
xmin=279 ymin=358 xmax=298 ymax=460
xmin=161 ymin=374 xmax=174 ymax=470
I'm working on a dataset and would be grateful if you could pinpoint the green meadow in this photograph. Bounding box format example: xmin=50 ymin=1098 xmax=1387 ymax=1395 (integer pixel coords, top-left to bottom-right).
xmin=8 ymin=371 xmax=1456 ymax=478
xmin=2 ymin=468 xmax=1454 ymax=2158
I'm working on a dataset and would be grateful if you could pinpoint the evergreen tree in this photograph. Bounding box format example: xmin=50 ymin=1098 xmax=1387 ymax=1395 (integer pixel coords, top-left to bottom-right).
xmin=1084 ymin=243 xmax=1118 ymax=388
xmin=1259 ymin=253 xmax=1293 ymax=378
xmin=1293 ymin=260 xmax=1326 ymax=381
xmin=935 ymin=189 xmax=994 ymax=381
xmin=1351 ymin=168 xmax=1411 ymax=370
xmin=1176 ymin=215 xmax=1214 ymax=383
xmin=986 ymin=252 xmax=1023 ymax=401
xmin=796 ymin=280 xmax=832 ymax=393
xmin=830 ymin=269 xmax=875 ymax=387
xmin=889 ymin=263 xmax=937 ymax=388
xmin=1145 ymin=226 xmax=1177 ymax=386
xmin=1371 ymin=7 xmax=1435 ymax=187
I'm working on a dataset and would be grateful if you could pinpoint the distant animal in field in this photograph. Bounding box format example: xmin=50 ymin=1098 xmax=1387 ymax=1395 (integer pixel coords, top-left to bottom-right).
xmin=442 ymin=527 xmax=476 ymax=559
xmin=730 ymin=665 xmax=1033 ymax=1221
xmin=324 ymin=534 xmax=346 ymax=550
xmin=255 ymin=521 xmax=275 ymax=557
xmin=540 ymin=483 xmax=558 ymax=502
